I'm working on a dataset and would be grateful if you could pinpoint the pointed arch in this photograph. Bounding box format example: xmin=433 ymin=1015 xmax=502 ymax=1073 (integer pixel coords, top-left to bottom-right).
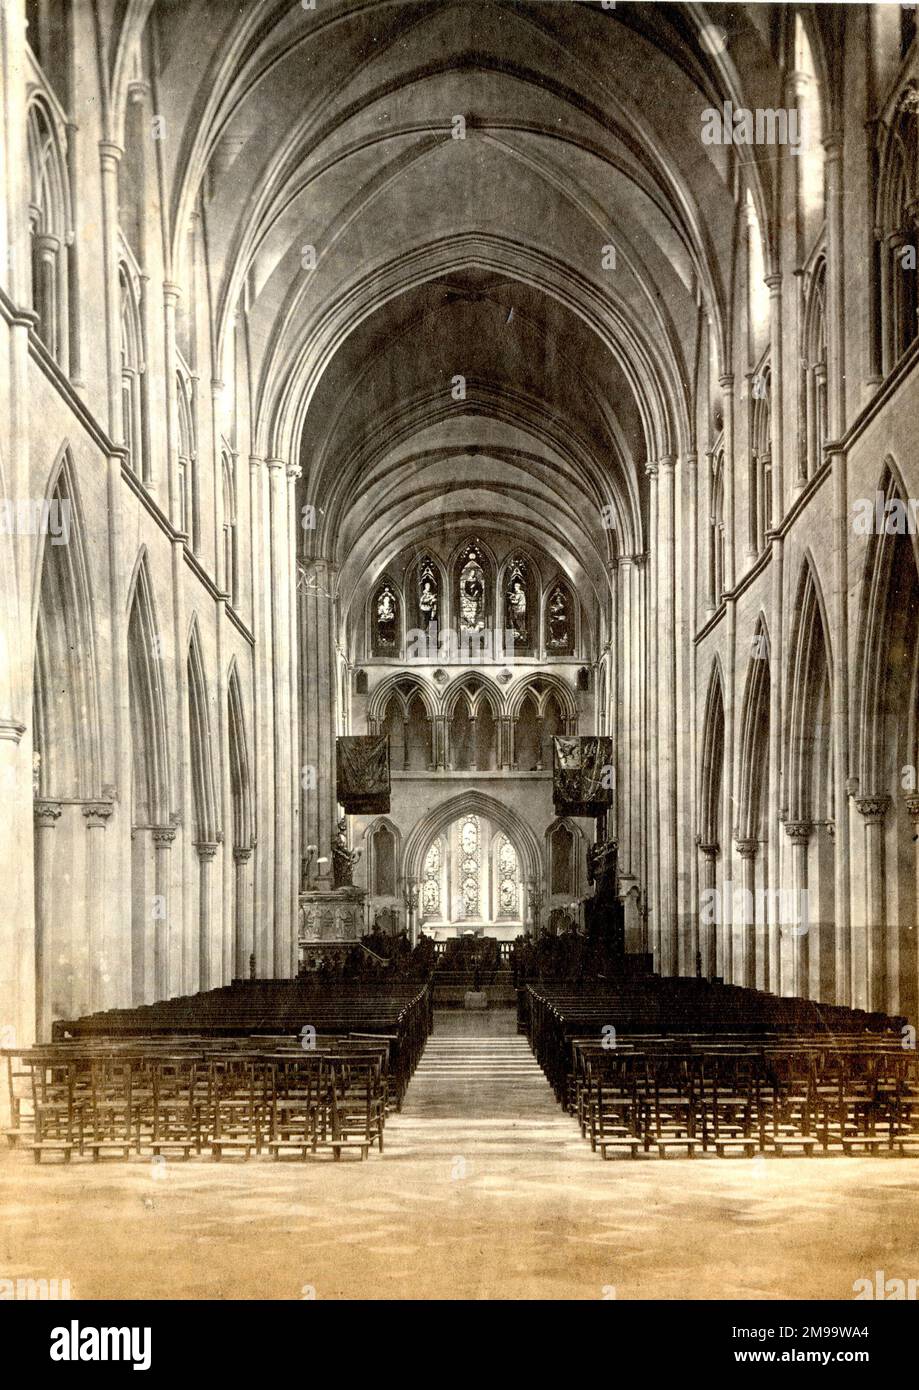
xmin=364 ymin=816 xmax=402 ymax=899
xmin=126 ymin=550 xmax=170 ymax=825
xmin=442 ymin=672 xmax=502 ymax=721
xmin=227 ymin=661 xmax=252 ymax=852
xmin=737 ymin=616 xmax=771 ymax=841
xmin=32 ymin=448 xmax=101 ymax=799
xmin=699 ymin=658 xmax=725 ymax=849
xmin=785 ymin=555 xmax=833 ymax=823
xmin=404 ymin=790 xmax=542 ymax=890
xmin=119 ymin=255 xmax=146 ymax=478
xmin=25 ymin=90 xmax=72 ymax=364
xmin=506 ymin=672 xmax=577 ymax=721
xmin=186 ymin=619 xmax=217 ymax=843
xmin=367 ymin=672 xmax=436 ymax=724
xmin=855 ymin=459 xmax=919 ymax=793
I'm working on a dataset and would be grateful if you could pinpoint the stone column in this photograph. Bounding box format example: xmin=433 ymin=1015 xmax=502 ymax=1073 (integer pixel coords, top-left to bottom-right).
xmin=233 ymin=846 xmax=253 ymax=980
xmin=783 ymin=822 xmax=812 ymax=997
xmin=151 ymin=827 xmax=176 ymax=1001
xmin=195 ymin=841 xmax=220 ymax=991
xmin=163 ymin=283 xmax=182 ymax=523
xmin=98 ymin=141 xmax=124 ymax=437
xmin=645 ymin=462 xmax=660 ymax=969
xmin=83 ymin=802 xmax=114 ymax=1014
xmin=697 ymin=842 xmax=719 ymax=979
xmin=765 ymin=275 xmax=784 ymax=520
xmin=825 ymin=132 xmax=853 ymax=1009
xmin=300 ymin=555 xmax=338 ymax=912
xmin=855 ymin=796 xmax=890 ymax=1012
xmin=34 ymin=801 xmax=62 ymax=1040
xmin=734 ymin=839 xmax=758 ymax=988
xmin=657 ymin=456 xmax=677 ymax=976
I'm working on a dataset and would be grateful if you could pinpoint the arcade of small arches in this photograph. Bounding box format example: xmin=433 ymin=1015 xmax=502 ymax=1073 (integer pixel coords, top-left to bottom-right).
xmin=365 ymin=672 xmax=581 ymax=774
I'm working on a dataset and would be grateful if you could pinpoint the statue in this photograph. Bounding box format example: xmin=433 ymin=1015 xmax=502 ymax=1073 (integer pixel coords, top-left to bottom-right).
xmin=332 ymin=818 xmax=361 ymax=889
xmin=587 ymin=838 xmax=618 ymax=902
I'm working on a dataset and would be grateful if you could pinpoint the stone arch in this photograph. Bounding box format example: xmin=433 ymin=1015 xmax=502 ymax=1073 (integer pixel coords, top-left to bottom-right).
xmin=403 ymin=791 xmax=542 ymax=892
xmin=784 ymin=554 xmax=833 ymax=826
xmin=367 ymin=672 xmax=436 ymax=725
xmin=852 ymin=458 xmax=919 ymax=1017
xmin=364 ymin=816 xmax=402 ymax=902
xmin=32 ymin=448 xmax=101 ymax=800
xmin=186 ymin=618 xmax=218 ymax=844
xmin=506 ymin=672 xmax=577 ymax=722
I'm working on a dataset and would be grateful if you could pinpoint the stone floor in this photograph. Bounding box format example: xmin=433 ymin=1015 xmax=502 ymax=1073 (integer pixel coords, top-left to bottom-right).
xmin=1 ymin=1009 xmax=917 ymax=1301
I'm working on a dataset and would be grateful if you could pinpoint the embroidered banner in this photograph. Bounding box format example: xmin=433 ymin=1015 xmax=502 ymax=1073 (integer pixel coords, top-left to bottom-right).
xmin=552 ymin=736 xmax=615 ymax=816
xmin=336 ymin=736 xmax=391 ymax=814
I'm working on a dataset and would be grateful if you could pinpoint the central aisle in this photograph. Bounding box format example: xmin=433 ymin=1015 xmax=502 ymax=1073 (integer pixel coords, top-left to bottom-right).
xmin=385 ymin=1008 xmax=583 ymax=1153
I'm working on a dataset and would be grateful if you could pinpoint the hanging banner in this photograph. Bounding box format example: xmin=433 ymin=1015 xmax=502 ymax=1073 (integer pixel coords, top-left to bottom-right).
xmin=552 ymin=735 xmax=615 ymax=817
xmin=336 ymin=735 xmax=391 ymax=814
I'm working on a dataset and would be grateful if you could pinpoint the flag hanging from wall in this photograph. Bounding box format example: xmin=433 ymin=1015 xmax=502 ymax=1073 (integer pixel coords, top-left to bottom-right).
xmin=336 ymin=736 xmax=391 ymax=814
xmin=552 ymin=736 xmax=615 ymax=817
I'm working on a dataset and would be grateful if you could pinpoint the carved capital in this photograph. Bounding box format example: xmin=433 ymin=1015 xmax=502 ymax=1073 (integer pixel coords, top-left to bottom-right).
xmin=735 ymin=838 xmax=758 ymax=859
xmin=195 ymin=841 xmax=220 ymax=861
xmin=34 ymin=800 xmax=62 ymax=825
xmin=233 ymin=846 xmax=253 ymax=865
xmin=83 ymin=802 xmax=114 ymax=828
xmin=904 ymin=796 xmax=919 ymax=823
xmin=784 ymin=820 xmax=813 ymax=844
xmin=697 ymin=840 xmax=719 ymax=859
xmin=855 ymin=795 xmax=891 ymax=824
xmin=152 ymin=826 xmax=177 ymax=846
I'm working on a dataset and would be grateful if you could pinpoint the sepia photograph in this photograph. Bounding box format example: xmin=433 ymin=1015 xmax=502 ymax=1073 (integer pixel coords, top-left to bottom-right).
xmin=0 ymin=0 xmax=917 ymax=1356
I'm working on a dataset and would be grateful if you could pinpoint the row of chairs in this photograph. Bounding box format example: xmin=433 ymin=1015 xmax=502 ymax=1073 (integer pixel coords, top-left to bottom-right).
xmin=50 ymin=981 xmax=433 ymax=1113
xmin=5 ymin=1036 xmax=399 ymax=1162
xmin=524 ymin=984 xmax=918 ymax=1159
xmin=569 ymin=1038 xmax=919 ymax=1158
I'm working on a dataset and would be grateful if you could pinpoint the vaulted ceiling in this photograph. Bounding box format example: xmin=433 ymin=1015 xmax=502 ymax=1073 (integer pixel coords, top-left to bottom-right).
xmin=109 ymin=0 xmax=830 ymax=652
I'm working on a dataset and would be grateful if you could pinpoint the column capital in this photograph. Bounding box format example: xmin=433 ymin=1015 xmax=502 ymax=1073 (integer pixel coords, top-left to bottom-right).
xmin=233 ymin=846 xmax=253 ymax=865
xmin=696 ymin=839 xmax=719 ymax=859
xmin=718 ymin=373 xmax=734 ymax=391
xmin=287 ymin=463 xmax=302 ymax=482
xmin=83 ymin=802 xmax=114 ymax=827
xmin=34 ymin=800 xmax=62 ymax=824
xmin=152 ymin=826 xmax=177 ymax=846
xmin=784 ymin=820 xmax=813 ymax=844
xmin=0 ymin=719 xmax=27 ymax=743
xmin=735 ymin=838 xmax=758 ymax=859
xmin=764 ymin=272 xmax=782 ymax=294
xmin=855 ymin=795 xmax=891 ymax=824
xmin=903 ymin=796 xmax=919 ymax=822
xmin=644 ymin=461 xmax=659 ymax=479
xmin=163 ymin=281 xmax=182 ymax=304
xmin=195 ymin=841 xmax=220 ymax=861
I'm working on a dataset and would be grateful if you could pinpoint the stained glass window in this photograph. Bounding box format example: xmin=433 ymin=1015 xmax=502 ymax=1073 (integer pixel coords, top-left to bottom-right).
xmin=457 ymin=814 xmax=480 ymax=919
xmin=497 ymin=834 xmax=519 ymax=918
xmin=422 ymin=839 xmax=441 ymax=919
